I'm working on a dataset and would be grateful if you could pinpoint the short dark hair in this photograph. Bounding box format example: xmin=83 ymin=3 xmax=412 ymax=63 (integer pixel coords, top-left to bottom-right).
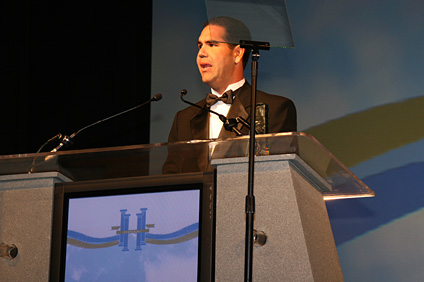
xmin=204 ymin=16 xmax=251 ymax=69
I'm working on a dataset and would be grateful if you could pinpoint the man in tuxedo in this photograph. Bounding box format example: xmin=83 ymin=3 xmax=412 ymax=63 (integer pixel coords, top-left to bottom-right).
xmin=163 ymin=17 xmax=297 ymax=173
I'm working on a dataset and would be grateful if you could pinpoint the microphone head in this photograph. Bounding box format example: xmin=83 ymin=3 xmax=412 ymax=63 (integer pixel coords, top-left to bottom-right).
xmin=180 ymin=89 xmax=188 ymax=96
xmin=152 ymin=93 xmax=162 ymax=101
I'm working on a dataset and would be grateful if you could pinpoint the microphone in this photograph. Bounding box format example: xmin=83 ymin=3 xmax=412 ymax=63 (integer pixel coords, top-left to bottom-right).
xmin=180 ymin=89 xmax=243 ymax=136
xmin=48 ymin=93 xmax=162 ymax=152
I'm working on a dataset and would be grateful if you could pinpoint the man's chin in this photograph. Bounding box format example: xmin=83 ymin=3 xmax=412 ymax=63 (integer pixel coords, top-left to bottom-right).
xmin=201 ymin=76 xmax=213 ymax=85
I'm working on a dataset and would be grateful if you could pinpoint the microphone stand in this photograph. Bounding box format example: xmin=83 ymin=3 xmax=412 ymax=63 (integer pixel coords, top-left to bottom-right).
xmin=49 ymin=93 xmax=162 ymax=152
xmin=29 ymin=94 xmax=162 ymax=174
xmin=240 ymin=40 xmax=270 ymax=282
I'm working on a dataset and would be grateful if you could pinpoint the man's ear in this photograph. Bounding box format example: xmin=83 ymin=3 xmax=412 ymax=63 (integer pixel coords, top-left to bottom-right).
xmin=234 ymin=45 xmax=245 ymax=65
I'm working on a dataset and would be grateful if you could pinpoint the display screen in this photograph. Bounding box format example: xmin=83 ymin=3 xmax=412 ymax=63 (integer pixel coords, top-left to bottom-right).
xmin=63 ymin=188 xmax=200 ymax=281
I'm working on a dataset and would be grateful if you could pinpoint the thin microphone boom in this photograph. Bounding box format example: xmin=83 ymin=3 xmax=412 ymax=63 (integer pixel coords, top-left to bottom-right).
xmin=70 ymin=94 xmax=162 ymax=141
xmin=48 ymin=93 xmax=162 ymax=152
xmin=35 ymin=133 xmax=62 ymax=153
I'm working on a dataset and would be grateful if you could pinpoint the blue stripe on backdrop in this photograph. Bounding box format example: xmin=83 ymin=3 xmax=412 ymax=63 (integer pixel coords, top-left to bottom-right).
xmin=327 ymin=161 xmax=424 ymax=246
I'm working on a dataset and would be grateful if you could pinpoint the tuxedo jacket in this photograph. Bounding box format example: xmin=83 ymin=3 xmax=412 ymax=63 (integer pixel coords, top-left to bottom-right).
xmin=163 ymin=82 xmax=297 ymax=173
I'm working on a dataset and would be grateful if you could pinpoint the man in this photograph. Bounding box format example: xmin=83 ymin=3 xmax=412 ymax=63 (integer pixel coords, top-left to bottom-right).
xmin=163 ymin=17 xmax=297 ymax=173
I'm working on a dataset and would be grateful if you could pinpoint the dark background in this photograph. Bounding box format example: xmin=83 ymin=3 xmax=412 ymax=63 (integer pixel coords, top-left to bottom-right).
xmin=1 ymin=1 xmax=152 ymax=155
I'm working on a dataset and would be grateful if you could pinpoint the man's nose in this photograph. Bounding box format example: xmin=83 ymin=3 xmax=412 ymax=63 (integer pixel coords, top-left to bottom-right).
xmin=198 ymin=47 xmax=207 ymax=58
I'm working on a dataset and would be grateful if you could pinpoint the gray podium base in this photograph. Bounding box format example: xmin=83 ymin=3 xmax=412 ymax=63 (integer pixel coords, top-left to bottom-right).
xmin=0 ymin=172 xmax=72 ymax=282
xmin=212 ymin=154 xmax=344 ymax=282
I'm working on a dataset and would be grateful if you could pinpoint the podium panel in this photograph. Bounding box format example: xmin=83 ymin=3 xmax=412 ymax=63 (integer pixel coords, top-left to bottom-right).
xmin=213 ymin=155 xmax=343 ymax=281
xmin=0 ymin=172 xmax=71 ymax=281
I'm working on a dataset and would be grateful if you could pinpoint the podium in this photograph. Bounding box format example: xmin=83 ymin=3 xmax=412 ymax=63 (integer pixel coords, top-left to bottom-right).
xmin=0 ymin=132 xmax=374 ymax=281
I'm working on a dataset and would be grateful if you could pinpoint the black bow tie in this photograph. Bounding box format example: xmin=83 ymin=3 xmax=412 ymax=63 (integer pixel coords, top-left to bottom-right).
xmin=205 ymin=90 xmax=234 ymax=107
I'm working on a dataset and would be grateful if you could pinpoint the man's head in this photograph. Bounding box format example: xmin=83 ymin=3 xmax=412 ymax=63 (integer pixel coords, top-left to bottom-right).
xmin=205 ymin=17 xmax=252 ymax=68
xmin=197 ymin=17 xmax=251 ymax=94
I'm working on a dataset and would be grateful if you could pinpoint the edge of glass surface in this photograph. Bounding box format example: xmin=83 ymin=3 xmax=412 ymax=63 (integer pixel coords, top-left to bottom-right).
xmin=297 ymin=133 xmax=375 ymax=200
xmin=0 ymin=141 xmax=171 ymax=160
xmin=0 ymin=132 xmax=375 ymax=200
xmin=207 ymin=132 xmax=375 ymax=200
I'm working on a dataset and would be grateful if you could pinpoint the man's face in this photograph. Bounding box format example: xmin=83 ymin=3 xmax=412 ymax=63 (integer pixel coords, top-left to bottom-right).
xmin=197 ymin=25 xmax=242 ymax=94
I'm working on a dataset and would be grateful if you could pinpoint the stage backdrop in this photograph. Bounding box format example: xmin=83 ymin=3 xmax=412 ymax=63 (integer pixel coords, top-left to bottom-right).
xmin=151 ymin=0 xmax=424 ymax=281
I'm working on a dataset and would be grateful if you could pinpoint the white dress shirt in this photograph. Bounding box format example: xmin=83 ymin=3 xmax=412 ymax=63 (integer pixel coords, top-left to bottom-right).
xmin=209 ymin=78 xmax=245 ymax=139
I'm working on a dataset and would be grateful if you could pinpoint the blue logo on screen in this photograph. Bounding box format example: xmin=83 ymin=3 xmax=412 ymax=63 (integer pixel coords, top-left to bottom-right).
xmin=112 ymin=208 xmax=154 ymax=252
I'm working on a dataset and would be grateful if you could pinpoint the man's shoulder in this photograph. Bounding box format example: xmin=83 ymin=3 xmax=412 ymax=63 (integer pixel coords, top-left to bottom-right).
xmin=257 ymin=90 xmax=292 ymax=103
xmin=239 ymin=82 xmax=293 ymax=103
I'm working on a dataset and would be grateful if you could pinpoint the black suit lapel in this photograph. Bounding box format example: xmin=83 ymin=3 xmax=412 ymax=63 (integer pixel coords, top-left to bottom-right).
xmin=189 ymin=105 xmax=211 ymax=171
xmin=190 ymin=107 xmax=209 ymax=141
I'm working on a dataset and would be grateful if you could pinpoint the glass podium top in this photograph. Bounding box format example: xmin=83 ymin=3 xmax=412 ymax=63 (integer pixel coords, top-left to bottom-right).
xmin=0 ymin=132 xmax=374 ymax=200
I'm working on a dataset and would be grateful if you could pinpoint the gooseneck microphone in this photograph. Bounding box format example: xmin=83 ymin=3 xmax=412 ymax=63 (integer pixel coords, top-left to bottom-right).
xmin=35 ymin=133 xmax=63 ymax=153
xmin=180 ymin=89 xmax=244 ymax=136
xmin=41 ymin=94 xmax=163 ymax=153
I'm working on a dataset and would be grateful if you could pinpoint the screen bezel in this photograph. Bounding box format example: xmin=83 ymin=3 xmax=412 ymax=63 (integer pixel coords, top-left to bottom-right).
xmin=49 ymin=172 xmax=215 ymax=281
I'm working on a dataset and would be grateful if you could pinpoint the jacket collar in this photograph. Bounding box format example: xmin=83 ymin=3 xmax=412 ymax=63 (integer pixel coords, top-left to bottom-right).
xmin=190 ymin=100 xmax=209 ymax=141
